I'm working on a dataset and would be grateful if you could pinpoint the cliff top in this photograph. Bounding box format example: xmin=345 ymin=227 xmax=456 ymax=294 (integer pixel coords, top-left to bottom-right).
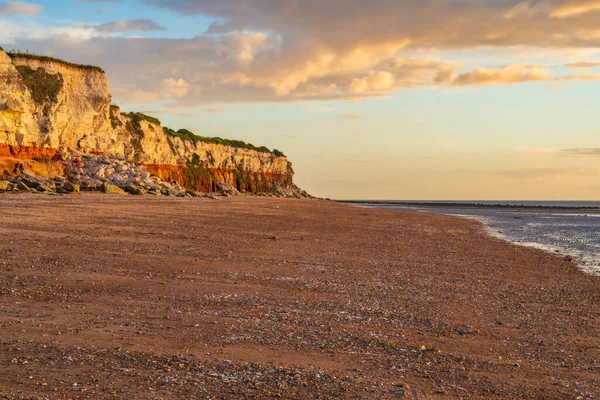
xmin=124 ymin=111 xmax=286 ymax=157
xmin=163 ymin=126 xmax=284 ymax=156
xmin=5 ymin=49 xmax=104 ymax=73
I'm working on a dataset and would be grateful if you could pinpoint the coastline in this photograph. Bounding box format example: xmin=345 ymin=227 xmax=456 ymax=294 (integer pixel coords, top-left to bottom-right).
xmin=341 ymin=200 xmax=600 ymax=212
xmin=1 ymin=194 xmax=599 ymax=398
xmin=353 ymin=202 xmax=600 ymax=277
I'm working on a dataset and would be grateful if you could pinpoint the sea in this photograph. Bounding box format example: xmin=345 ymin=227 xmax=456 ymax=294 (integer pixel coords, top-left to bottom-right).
xmin=354 ymin=201 xmax=600 ymax=276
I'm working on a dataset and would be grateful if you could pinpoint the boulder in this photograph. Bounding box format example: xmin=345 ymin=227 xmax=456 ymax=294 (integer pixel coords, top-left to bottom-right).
xmin=216 ymin=181 xmax=240 ymax=197
xmin=17 ymin=182 xmax=31 ymax=191
xmin=101 ymin=183 xmax=126 ymax=194
xmin=127 ymin=186 xmax=146 ymax=195
xmin=63 ymin=182 xmax=81 ymax=193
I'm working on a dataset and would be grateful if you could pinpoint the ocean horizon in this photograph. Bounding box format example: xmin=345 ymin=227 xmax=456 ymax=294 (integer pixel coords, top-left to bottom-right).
xmin=344 ymin=200 xmax=600 ymax=209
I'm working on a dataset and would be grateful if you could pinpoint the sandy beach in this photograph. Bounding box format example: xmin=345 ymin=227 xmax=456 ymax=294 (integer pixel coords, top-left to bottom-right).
xmin=0 ymin=193 xmax=599 ymax=399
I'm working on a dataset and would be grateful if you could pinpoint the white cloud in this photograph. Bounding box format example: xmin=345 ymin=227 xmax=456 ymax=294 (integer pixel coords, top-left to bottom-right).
xmin=92 ymin=19 xmax=165 ymax=34
xmin=161 ymin=77 xmax=190 ymax=98
xmin=0 ymin=1 xmax=42 ymax=16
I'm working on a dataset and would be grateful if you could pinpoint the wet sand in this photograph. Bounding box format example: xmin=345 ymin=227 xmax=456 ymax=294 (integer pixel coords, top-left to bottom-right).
xmin=0 ymin=193 xmax=598 ymax=399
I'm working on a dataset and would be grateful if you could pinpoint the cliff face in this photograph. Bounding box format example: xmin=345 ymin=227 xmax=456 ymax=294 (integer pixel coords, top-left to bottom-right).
xmin=0 ymin=48 xmax=294 ymax=193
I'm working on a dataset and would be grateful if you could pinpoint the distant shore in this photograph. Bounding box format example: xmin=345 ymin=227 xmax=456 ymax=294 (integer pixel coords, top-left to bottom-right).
xmin=1 ymin=194 xmax=599 ymax=398
xmin=342 ymin=200 xmax=600 ymax=212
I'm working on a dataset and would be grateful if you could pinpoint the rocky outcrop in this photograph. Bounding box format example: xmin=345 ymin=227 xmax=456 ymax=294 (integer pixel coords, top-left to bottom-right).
xmin=0 ymin=47 xmax=299 ymax=195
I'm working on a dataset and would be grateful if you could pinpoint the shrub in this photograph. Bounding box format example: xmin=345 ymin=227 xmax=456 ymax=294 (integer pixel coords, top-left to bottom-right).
xmin=185 ymin=153 xmax=214 ymax=190
xmin=163 ymin=126 xmax=275 ymax=154
xmin=123 ymin=112 xmax=161 ymax=125
xmin=14 ymin=66 xmax=64 ymax=114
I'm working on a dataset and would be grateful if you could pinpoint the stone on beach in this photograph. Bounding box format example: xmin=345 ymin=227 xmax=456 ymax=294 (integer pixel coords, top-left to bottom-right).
xmin=101 ymin=183 xmax=126 ymax=194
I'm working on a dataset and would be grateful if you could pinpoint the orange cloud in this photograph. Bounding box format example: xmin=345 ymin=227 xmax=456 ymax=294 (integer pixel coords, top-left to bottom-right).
xmin=566 ymin=62 xmax=600 ymax=69
xmin=452 ymin=65 xmax=552 ymax=86
xmin=550 ymin=0 xmax=600 ymax=18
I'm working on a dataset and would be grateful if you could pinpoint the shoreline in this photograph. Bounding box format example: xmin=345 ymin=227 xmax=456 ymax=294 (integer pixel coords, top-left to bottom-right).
xmin=353 ymin=202 xmax=600 ymax=277
xmin=342 ymin=200 xmax=600 ymax=213
xmin=1 ymin=194 xmax=599 ymax=398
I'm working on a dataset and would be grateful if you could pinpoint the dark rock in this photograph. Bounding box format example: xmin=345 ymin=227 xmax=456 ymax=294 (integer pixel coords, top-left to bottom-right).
xmin=63 ymin=182 xmax=80 ymax=193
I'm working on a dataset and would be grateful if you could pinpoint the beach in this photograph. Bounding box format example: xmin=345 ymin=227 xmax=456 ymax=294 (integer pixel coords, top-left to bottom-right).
xmin=0 ymin=193 xmax=599 ymax=399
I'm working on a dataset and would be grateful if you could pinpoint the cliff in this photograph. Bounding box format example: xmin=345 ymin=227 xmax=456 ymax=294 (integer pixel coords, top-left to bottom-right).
xmin=0 ymin=47 xmax=295 ymax=194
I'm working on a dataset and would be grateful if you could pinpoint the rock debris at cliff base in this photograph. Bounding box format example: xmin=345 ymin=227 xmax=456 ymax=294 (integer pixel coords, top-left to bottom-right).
xmin=0 ymin=153 xmax=312 ymax=199
xmin=0 ymin=195 xmax=599 ymax=399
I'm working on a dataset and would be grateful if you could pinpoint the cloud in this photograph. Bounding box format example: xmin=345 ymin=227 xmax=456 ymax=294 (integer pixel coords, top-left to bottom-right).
xmin=452 ymin=65 xmax=552 ymax=86
xmin=342 ymin=114 xmax=361 ymax=119
xmin=566 ymin=62 xmax=600 ymax=69
xmin=567 ymin=72 xmax=600 ymax=80
xmin=550 ymin=0 xmax=600 ymax=18
xmin=511 ymin=146 xmax=557 ymax=156
xmin=0 ymin=1 xmax=42 ymax=16
xmin=350 ymin=71 xmax=394 ymax=94
xmin=112 ymin=77 xmax=190 ymax=104
xmin=6 ymin=0 xmax=600 ymax=106
xmin=561 ymin=148 xmax=600 ymax=157
xmin=0 ymin=20 xmax=98 ymax=44
xmin=204 ymin=108 xmax=226 ymax=113
xmin=497 ymin=166 xmax=597 ymax=180
xmin=92 ymin=19 xmax=165 ymax=34
xmin=161 ymin=77 xmax=190 ymax=98
xmin=143 ymin=0 xmax=600 ymax=48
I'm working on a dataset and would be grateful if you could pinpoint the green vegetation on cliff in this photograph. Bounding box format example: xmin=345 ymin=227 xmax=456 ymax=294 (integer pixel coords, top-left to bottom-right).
xmin=6 ymin=49 xmax=105 ymax=73
xmin=14 ymin=66 xmax=64 ymax=115
xmin=185 ymin=153 xmax=214 ymax=191
xmin=123 ymin=112 xmax=161 ymax=126
xmin=163 ymin=126 xmax=285 ymax=156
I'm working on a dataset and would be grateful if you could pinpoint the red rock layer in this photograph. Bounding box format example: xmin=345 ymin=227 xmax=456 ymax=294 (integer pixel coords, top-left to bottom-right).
xmin=0 ymin=144 xmax=58 ymax=160
xmin=0 ymin=145 xmax=63 ymax=177
xmin=144 ymin=164 xmax=293 ymax=193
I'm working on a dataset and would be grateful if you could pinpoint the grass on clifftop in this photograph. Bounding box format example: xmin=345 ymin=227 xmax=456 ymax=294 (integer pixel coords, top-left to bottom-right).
xmin=123 ymin=112 xmax=161 ymax=126
xmin=6 ymin=49 xmax=104 ymax=73
xmin=163 ymin=127 xmax=285 ymax=156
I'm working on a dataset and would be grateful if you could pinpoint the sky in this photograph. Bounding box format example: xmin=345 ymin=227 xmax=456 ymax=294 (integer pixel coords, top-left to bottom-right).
xmin=1 ymin=0 xmax=599 ymax=200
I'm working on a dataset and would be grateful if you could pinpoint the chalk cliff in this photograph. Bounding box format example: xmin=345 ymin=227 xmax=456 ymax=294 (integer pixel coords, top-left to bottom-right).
xmin=0 ymin=47 xmax=295 ymax=194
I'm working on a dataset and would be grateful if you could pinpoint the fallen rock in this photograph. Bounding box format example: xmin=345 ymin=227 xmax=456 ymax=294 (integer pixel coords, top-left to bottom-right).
xmin=101 ymin=183 xmax=126 ymax=194
xmin=128 ymin=186 xmax=146 ymax=196
xmin=0 ymin=180 xmax=9 ymax=191
xmin=63 ymin=182 xmax=80 ymax=193
xmin=216 ymin=181 xmax=240 ymax=197
xmin=17 ymin=182 xmax=31 ymax=192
